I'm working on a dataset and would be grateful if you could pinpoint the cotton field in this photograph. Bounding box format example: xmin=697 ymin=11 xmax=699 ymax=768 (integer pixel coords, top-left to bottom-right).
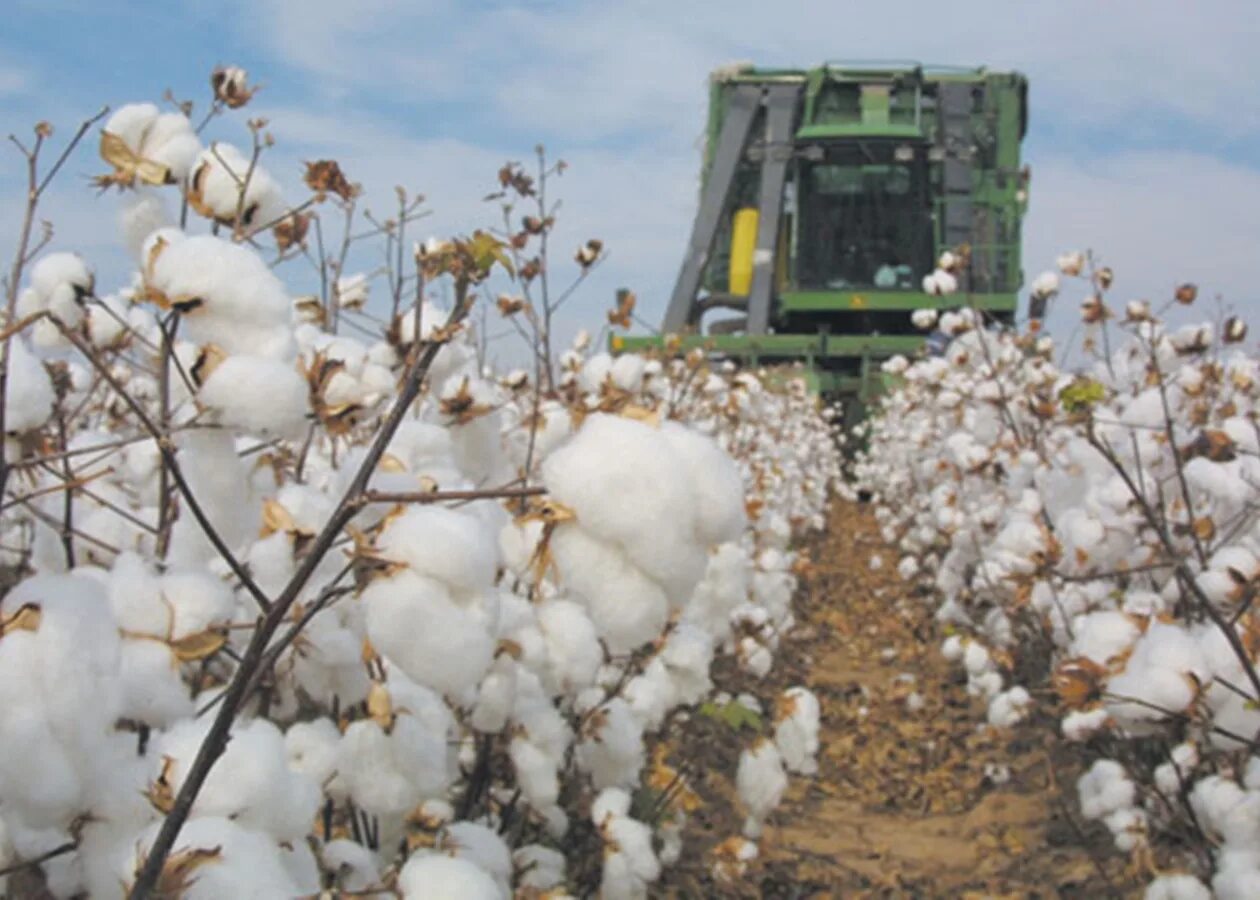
xmin=0 ymin=79 xmax=843 ymax=899
xmin=1 ymin=64 xmax=1256 ymax=900
xmin=855 ymin=261 xmax=1260 ymax=898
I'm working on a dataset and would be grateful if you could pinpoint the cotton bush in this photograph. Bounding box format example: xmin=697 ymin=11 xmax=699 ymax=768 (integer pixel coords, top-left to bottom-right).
xmin=0 ymin=73 xmax=841 ymax=898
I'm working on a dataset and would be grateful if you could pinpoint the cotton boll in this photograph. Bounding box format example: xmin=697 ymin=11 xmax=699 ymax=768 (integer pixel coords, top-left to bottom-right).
xmin=600 ymin=814 xmax=661 ymax=900
xmin=543 ymin=414 xmax=707 ymax=602
xmin=2 ymin=336 xmax=54 ymax=433
xmin=1062 ymin=707 xmax=1110 ymax=741
xmin=774 ymin=687 xmax=821 ymax=775
xmin=197 ymin=355 xmax=309 ymax=439
xmin=146 ymin=235 xmax=293 ymax=355
xmin=549 ymin=526 xmax=669 ymax=654
xmin=318 ymin=839 xmax=382 ymax=892
xmin=376 ymin=506 xmax=497 ymax=595
xmin=509 ymin=735 xmax=561 ymax=812
xmin=1069 ymin=611 xmax=1140 ymax=666
xmin=514 ymin=843 xmax=567 ymax=890
xmin=1077 ymin=759 xmax=1135 ymax=821
xmin=336 ymin=679 xmax=456 ymax=817
xmin=190 ymin=143 xmax=285 ymax=226
xmin=397 ymin=851 xmax=504 ymax=900
xmin=536 ymin=599 xmax=603 ymax=692
xmin=363 ymin=571 xmax=494 ymax=700
xmin=658 ymin=421 xmax=746 ymax=547
xmin=619 ymin=658 xmax=677 ymax=731
xmin=987 ymin=686 xmax=1032 ymax=728
xmin=736 ymin=739 xmax=787 ymax=838
xmin=156 ymin=717 xmax=320 ymax=841
xmin=285 ymin=719 xmax=343 ymax=797
xmin=439 ymin=821 xmax=512 ymax=894
xmin=1154 ymin=743 xmax=1199 ymax=796
xmin=578 ymin=698 xmax=646 ymax=789
xmin=610 ymin=353 xmax=647 ymax=392
xmin=659 ymin=623 xmax=714 ymax=705
xmin=123 ymin=817 xmax=301 ymax=899
xmin=470 ymin=654 xmax=517 ymax=733
xmin=0 ymin=574 xmax=124 ymax=827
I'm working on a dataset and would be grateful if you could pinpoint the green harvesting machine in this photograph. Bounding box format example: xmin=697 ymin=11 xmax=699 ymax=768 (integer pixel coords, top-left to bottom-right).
xmin=612 ymin=61 xmax=1029 ymax=418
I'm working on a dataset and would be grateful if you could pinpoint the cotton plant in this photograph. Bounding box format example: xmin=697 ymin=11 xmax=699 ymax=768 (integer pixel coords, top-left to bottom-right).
xmin=0 ymin=71 xmax=848 ymax=898
xmin=857 ymin=254 xmax=1260 ymax=892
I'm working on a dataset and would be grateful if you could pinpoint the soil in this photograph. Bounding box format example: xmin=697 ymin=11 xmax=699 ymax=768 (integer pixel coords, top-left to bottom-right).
xmin=658 ymin=498 xmax=1144 ymax=899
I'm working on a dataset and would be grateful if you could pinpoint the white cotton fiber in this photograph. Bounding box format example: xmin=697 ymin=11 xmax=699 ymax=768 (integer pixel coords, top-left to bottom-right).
xmin=362 ymin=571 xmax=494 ymax=699
xmin=375 ymin=506 xmax=497 ymax=596
xmin=197 ymin=355 xmax=309 ymax=438
xmin=397 ymin=852 xmax=503 ymax=900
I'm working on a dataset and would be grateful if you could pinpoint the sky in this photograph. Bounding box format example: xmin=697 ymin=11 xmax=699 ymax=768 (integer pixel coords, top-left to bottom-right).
xmin=1 ymin=0 xmax=1258 ymax=363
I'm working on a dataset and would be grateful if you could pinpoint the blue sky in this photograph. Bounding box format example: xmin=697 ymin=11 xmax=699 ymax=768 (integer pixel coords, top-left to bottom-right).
xmin=3 ymin=0 xmax=1259 ymax=361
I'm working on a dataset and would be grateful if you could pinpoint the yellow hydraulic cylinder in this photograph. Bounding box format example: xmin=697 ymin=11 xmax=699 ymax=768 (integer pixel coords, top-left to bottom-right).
xmin=728 ymin=207 xmax=758 ymax=296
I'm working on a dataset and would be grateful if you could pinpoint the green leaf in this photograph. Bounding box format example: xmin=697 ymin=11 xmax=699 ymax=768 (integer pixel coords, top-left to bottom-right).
xmin=1058 ymin=377 xmax=1106 ymax=414
xmin=699 ymin=699 xmax=763 ymax=732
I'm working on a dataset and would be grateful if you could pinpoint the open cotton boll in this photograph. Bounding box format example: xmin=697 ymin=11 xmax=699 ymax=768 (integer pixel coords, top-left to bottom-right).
xmin=514 ymin=844 xmax=567 ymax=890
xmin=622 ymin=650 xmax=680 ymax=731
xmin=146 ymin=235 xmax=293 ymax=351
xmin=577 ymin=698 xmax=646 ymax=789
xmin=683 ymin=542 xmax=750 ymax=636
xmin=659 ymin=623 xmax=715 ymax=705
xmin=1069 ymin=611 xmax=1142 ymax=666
xmin=123 ymin=817 xmax=301 ymax=899
xmin=987 ymin=686 xmax=1032 ymax=727
xmin=774 ymin=687 xmax=821 ymax=775
xmin=398 ymin=852 xmax=504 ymax=900
xmin=578 ymin=352 xmax=614 ymax=393
xmin=510 ymin=734 xmax=561 ymax=812
xmin=609 ymin=353 xmax=647 ymax=392
xmin=536 ymin=599 xmax=603 ymax=693
xmin=189 ymin=143 xmax=285 ymax=226
xmin=1062 ymin=707 xmax=1110 ymax=741
xmin=321 ymin=839 xmax=382 ymax=893
xmin=284 ymin=719 xmax=343 ymax=797
xmin=549 ymin=526 xmax=669 ymax=654
xmin=543 ymin=414 xmax=707 ymax=600
xmin=600 ymin=814 xmax=662 ymax=900
xmin=376 ymin=505 xmax=497 ymax=596
xmin=438 ymin=821 xmax=512 ymax=893
xmin=736 ymin=738 xmax=788 ymax=838
xmin=658 ymin=421 xmax=746 ymax=547
xmin=362 ymin=571 xmax=494 ymax=700
xmin=1077 ymin=759 xmax=1135 ymax=821
xmin=156 ymin=717 xmax=320 ymax=841
xmin=0 ymin=574 xmax=125 ymax=827
xmin=336 ymin=679 xmax=456 ymax=817
xmin=197 ymin=355 xmax=308 ymax=437
xmin=1105 ymin=622 xmax=1208 ymax=728
xmin=2 ymin=336 xmax=54 ymax=433
xmin=470 ymin=654 xmax=517 ymax=733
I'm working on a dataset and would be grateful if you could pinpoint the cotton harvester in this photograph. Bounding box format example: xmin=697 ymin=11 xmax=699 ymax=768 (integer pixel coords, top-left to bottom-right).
xmin=611 ymin=61 xmax=1029 ymax=421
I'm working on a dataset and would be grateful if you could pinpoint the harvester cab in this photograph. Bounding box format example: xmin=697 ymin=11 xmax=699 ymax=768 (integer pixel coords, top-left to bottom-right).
xmin=612 ymin=61 xmax=1029 ymax=422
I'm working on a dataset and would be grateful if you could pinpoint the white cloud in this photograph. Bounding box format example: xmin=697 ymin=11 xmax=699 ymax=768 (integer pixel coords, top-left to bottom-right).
xmin=0 ymin=64 xmax=28 ymax=96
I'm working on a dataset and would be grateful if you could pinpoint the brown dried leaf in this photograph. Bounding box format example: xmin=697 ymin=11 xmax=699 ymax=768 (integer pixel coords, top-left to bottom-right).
xmin=169 ymin=629 xmax=227 ymax=663
xmin=367 ymin=681 xmax=395 ymax=732
xmin=152 ymin=844 xmax=223 ymax=896
xmin=0 ymin=602 xmax=42 ymax=638
xmin=147 ymin=756 xmax=178 ymax=814
xmin=96 ymin=131 xmax=172 ymax=190
xmin=304 ymin=159 xmax=359 ymax=202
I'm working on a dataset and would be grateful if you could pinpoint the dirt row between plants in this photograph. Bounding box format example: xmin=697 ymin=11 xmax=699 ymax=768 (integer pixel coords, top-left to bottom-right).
xmin=659 ymin=498 xmax=1144 ymax=898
